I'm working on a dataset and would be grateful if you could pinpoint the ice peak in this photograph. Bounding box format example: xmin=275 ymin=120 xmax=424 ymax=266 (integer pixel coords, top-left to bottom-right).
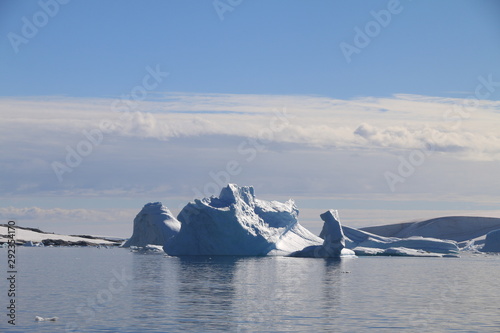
xmin=218 ymin=183 xmax=255 ymax=206
xmin=145 ymin=202 xmax=163 ymax=206
xmin=319 ymin=210 xmax=344 ymax=242
xmin=143 ymin=202 xmax=165 ymax=210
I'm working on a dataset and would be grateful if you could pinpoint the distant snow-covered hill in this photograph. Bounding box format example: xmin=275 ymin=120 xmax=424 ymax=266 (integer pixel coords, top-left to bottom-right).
xmin=360 ymin=216 xmax=500 ymax=246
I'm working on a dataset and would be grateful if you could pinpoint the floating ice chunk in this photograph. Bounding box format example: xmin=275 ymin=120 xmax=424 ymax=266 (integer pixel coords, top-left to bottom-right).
xmin=351 ymin=247 xmax=385 ymax=256
xmin=123 ymin=202 xmax=180 ymax=247
xmin=129 ymin=244 xmax=165 ymax=254
xmin=35 ymin=316 xmax=58 ymax=321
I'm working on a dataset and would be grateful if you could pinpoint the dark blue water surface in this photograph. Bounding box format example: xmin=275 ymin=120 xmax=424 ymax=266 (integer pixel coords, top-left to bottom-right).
xmin=1 ymin=247 xmax=499 ymax=332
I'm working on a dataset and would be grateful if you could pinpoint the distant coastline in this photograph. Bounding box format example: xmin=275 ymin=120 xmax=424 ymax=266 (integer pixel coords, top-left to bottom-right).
xmin=0 ymin=224 xmax=124 ymax=247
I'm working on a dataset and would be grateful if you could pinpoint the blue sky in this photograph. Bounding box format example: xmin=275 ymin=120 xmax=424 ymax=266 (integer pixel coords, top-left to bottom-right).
xmin=2 ymin=0 xmax=500 ymax=98
xmin=1 ymin=0 xmax=500 ymax=236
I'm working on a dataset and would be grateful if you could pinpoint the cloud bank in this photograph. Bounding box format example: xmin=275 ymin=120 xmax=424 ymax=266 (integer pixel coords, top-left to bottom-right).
xmin=2 ymin=93 xmax=500 ymax=160
xmin=1 ymin=92 xmax=499 ymax=204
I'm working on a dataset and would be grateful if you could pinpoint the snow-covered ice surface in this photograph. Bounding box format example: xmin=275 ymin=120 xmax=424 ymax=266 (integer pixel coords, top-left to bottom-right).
xmin=164 ymin=184 xmax=322 ymax=256
xmin=481 ymin=229 xmax=500 ymax=252
xmin=122 ymin=202 xmax=180 ymax=247
xmin=359 ymin=216 xmax=500 ymax=254
xmin=342 ymin=226 xmax=459 ymax=255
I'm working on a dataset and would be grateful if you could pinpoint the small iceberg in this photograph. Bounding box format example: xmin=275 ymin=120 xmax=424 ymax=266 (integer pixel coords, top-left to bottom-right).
xmin=122 ymin=202 xmax=181 ymax=248
xmin=290 ymin=210 xmax=355 ymax=258
xmin=35 ymin=316 xmax=58 ymax=321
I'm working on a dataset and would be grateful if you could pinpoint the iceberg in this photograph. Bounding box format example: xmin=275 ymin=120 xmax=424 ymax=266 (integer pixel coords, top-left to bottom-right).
xmin=122 ymin=183 xmax=479 ymax=258
xmin=342 ymin=225 xmax=459 ymax=255
xmin=481 ymin=229 xmax=500 ymax=252
xmin=290 ymin=210 xmax=355 ymax=258
xmin=164 ymin=184 xmax=322 ymax=256
xmin=35 ymin=316 xmax=58 ymax=322
xmin=122 ymin=202 xmax=181 ymax=247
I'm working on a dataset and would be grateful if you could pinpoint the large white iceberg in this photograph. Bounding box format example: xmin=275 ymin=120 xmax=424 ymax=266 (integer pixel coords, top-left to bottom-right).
xmin=164 ymin=184 xmax=322 ymax=256
xmin=122 ymin=202 xmax=181 ymax=247
xmin=481 ymin=229 xmax=500 ymax=252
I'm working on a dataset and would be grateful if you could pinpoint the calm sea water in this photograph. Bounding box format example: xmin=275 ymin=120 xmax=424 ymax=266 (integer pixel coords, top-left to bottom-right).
xmin=1 ymin=247 xmax=499 ymax=332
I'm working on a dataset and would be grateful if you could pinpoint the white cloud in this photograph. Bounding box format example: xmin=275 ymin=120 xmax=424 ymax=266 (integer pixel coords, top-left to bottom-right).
xmin=353 ymin=122 xmax=500 ymax=159
xmin=2 ymin=92 xmax=499 ymax=160
xmin=0 ymin=206 xmax=130 ymax=223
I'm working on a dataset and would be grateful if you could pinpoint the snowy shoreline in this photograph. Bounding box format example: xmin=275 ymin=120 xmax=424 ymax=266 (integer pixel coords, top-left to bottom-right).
xmin=0 ymin=224 xmax=124 ymax=247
